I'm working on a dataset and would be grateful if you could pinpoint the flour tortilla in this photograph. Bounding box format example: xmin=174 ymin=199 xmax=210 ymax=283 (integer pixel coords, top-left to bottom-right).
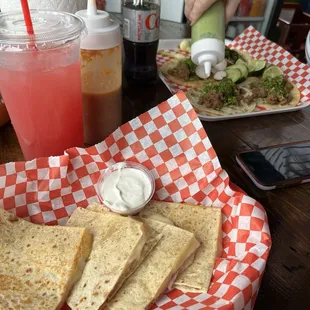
xmin=140 ymin=201 xmax=222 ymax=292
xmin=86 ymin=202 xmax=110 ymax=213
xmin=0 ymin=208 xmax=92 ymax=310
xmin=66 ymin=208 xmax=147 ymax=310
xmin=186 ymin=87 xmax=257 ymax=116
xmin=107 ymin=224 xmax=162 ymax=301
xmin=105 ymin=218 xmax=200 ymax=310
xmin=85 ymin=202 xmax=163 ymax=301
xmin=240 ymin=77 xmax=301 ymax=110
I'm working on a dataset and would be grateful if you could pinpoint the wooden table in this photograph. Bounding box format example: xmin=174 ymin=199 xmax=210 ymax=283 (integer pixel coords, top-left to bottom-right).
xmin=1 ymin=20 xmax=310 ymax=310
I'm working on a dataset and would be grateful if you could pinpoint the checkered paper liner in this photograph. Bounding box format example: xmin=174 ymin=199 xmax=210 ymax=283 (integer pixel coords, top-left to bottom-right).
xmin=0 ymin=92 xmax=271 ymax=310
xmin=157 ymin=26 xmax=310 ymax=107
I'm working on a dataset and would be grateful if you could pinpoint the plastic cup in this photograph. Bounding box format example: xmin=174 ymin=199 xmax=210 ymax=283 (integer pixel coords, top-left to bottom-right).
xmin=0 ymin=10 xmax=86 ymax=160
xmin=96 ymin=162 xmax=156 ymax=215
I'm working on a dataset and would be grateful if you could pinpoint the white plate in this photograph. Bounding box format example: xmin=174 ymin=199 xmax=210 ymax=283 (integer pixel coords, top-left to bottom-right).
xmin=158 ymin=39 xmax=310 ymax=122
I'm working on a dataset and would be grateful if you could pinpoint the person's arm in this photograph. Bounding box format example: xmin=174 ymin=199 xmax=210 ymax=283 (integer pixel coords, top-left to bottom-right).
xmin=185 ymin=0 xmax=241 ymax=25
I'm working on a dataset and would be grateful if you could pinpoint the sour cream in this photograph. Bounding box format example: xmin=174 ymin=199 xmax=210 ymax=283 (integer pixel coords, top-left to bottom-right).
xmin=99 ymin=162 xmax=154 ymax=214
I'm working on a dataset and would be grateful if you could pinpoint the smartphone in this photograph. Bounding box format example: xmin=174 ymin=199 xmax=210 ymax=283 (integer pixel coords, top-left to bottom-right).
xmin=236 ymin=141 xmax=310 ymax=190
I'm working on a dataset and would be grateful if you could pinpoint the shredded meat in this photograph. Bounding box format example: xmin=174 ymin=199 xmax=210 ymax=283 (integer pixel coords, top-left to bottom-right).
xmin=249 ymin=82 xmax=256 ymax=89
xmin=248 ymin=77 xmax=262 ymax=89
xmin=240 ymin=86 xmax=267 ymax=104
xmin=168 ymin=62 xmax=190 ymax=81
xmin=242 ymin=95 xmax=253 ymax=104
xmin=240 ymin=88 xmax=246 ymax=95
xmin=236 ymin=89 xmax=245 ymax=104
xmin=252 ymin=87 xmax=268 ymax=98
xmin=198 ymin=91 xmax=224 ymax=109
xmin=266 ymin=92 xmax=291 ymax=105
xmin=266 ymin=94 xmax=278 ymax=105
xmin=236 ymin=88 xmax=249 ymax=104
xmin=286 ymin=82 xmax=294 ymax=91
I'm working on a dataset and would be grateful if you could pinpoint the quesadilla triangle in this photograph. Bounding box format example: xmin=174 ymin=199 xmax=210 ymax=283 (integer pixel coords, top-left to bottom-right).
xmin=186 ymin=77 xmax=257 ymax=116
xmin=160 ymin=56 xmax=207 ymax=87
xmin=105 ymin=218 xmax=200 ymax=310
xmin=86 ymin=202 xmax=110 ymax=213
xmin=0 ymin=208 xmax=92 ymax=310
xmin=140 ymin=201 xmax=222 ymax=292
xmin=66 ymin=207 xmax=148 ymax=310
xmin=240 ymin=76 xmax=300 ymax=110
xmin=85 ymin=203 xmax=163 ymax=300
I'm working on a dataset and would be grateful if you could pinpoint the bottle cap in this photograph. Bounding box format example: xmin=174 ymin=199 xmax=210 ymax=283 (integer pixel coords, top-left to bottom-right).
xmin=76 ymin=0 xmax=120 ymax=50
xmin=204 ymin=62 xmax=211 ymax=76
xmin=191 ymin=38 xmax=225 ymax=78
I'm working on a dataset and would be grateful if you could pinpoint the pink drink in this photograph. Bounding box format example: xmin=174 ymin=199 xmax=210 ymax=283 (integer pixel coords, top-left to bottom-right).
xmin=0 ymin=58 xmax=83 ymax=160
xmin=0 ymin=10 xmax=86 ymax=160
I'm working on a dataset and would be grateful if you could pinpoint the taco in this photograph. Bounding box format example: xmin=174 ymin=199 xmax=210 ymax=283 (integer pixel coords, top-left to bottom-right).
xmin=159 ymin=47 xmax=253 ymax=88
xmin=225 ymin=46 xmax=253 ymax=64
xmin=239 ymin=76 xmax=300 ymax=110
xmin=159 ymin=52 xmax=207 ymax=87
xmin=186 ymin=78 xmax=257 ymax=116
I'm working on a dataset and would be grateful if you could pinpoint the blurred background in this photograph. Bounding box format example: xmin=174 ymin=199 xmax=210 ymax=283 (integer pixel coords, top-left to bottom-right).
xmin=0 ymin=0 xmax=309 ymax=63
xmin=103 ymin=0 xmax=310 ymax=64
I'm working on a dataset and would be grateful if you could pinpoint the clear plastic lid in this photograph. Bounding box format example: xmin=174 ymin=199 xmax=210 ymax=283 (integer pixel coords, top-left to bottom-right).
xmin=0 ymin=10 xmax=86 ymax=51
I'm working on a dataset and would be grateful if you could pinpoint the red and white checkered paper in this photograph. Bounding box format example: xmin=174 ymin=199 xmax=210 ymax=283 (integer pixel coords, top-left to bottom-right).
xmin=157 ymin=26 xmax=310 ymax=105
xmin=0 ymin=92 xmax=271 ymax=310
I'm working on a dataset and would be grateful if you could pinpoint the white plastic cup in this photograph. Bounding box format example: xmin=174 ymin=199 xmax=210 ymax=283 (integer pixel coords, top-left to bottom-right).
xmin=96 ymin=162 xmax=155 ymax=215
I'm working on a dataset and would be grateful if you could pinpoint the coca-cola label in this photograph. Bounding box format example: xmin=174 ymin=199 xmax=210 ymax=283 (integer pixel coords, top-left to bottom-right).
xmin=123 ymin=7 xmax=160 ymax=43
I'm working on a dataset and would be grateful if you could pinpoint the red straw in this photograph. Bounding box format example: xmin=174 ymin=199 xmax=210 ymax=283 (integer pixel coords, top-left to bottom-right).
xmin=20 ymin=0 xmax=34 ymax=35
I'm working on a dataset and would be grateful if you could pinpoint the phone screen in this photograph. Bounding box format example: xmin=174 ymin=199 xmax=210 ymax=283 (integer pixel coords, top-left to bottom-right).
xmin=238 ymin=142 xmax=310 ymax=185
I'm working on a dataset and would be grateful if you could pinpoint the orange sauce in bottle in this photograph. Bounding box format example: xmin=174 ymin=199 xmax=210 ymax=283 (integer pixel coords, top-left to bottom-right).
xmin=80 ymin=46 xmax=122 ymax=145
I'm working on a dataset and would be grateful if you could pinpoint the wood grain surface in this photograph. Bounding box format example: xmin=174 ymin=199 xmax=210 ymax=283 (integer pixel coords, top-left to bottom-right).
xmin=0 ymin=19 xmax=309 ymax=310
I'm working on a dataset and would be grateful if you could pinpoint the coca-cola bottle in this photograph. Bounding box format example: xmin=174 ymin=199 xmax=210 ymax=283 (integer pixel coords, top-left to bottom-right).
xmin=123 ymin=0 xmax=160 ymax=85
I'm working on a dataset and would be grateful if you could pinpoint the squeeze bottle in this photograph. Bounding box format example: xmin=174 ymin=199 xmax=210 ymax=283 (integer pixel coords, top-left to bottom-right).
xmin=76 ymin=0 xmax=122 ymax=145
xmin=191 ymin=0 xmax=225 ymax=79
